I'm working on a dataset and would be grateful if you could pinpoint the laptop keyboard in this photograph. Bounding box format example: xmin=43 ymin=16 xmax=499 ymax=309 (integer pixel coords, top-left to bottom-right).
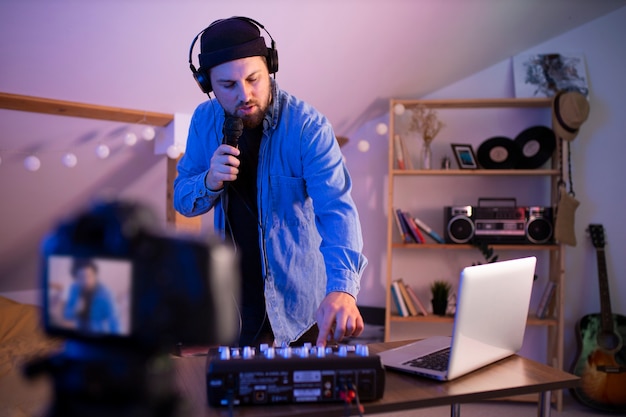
xmin=403 ymin=347 xmax=451 ymax=371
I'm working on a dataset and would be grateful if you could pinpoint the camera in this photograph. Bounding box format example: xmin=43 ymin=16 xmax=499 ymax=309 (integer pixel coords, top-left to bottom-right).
xmin=27 ymin=199 xmax=239 ymax=416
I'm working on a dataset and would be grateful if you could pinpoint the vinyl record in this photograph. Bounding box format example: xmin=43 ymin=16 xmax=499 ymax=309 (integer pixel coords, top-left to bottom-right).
xmin=476 ymin=136 xmax=520 ymax=169
xmin=514 ymin=126 xmax=556 ymax=169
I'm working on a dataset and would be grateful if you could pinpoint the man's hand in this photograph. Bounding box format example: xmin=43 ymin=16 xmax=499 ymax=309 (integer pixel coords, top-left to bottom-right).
xmin=315 ymin=292 xmax=364 ymax=347
xmin=204 ymin=144 xmax=240 ymax=191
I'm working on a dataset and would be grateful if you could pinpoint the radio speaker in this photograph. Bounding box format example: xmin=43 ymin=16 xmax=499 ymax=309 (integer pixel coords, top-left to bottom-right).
xmin=444 ymin=206 xmax=475 ymax=244
xmin=526 ymin=207 xmax=553 ymax=244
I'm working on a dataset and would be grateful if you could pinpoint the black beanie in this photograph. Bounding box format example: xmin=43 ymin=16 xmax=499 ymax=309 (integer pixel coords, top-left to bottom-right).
xmin=198 ymin=17 xmax=268 ymax=71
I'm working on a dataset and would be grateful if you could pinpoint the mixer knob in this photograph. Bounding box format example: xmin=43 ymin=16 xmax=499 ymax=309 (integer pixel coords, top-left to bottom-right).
xmin=219 ymin=346 xmax=230 ymax=360
xmin=243 ymin=346 xmax=255 ymax=359
xmin=281 ymin=347 xmax=292 ymax=358
xmin=356 ymin=344 xmax=369 ymax=356
xmin=298 ymin=346 xmax=309 ymax=358
xmin=315 ymin=347 xmax=326 ymax=358
xmin=338 ymin=345 xmax=348 ymax=357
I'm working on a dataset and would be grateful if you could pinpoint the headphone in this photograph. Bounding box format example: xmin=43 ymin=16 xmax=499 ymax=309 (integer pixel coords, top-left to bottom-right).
xmin=188 ymin=16 xmax=279 ymax=95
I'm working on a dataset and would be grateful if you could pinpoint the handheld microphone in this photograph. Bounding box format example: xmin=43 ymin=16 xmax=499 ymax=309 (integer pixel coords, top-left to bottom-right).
xmin=223 ymin=116 xmax=243 ymax=148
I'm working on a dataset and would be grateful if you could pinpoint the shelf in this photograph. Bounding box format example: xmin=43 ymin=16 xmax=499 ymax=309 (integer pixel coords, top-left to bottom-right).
xmin=392 ymin=169 xmax=560 ymax=176
xmin=390 ymin=314 xmax=559 ymax=327
xmin=391 ymin=243 xmax=560 ymax=250
xmin=386 ymin=97 xmax=565 ymax=410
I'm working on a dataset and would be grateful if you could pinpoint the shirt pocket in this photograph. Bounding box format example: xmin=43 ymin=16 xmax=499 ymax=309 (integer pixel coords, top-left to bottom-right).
xmin=269 ymin=175 xmax=313 ymax=227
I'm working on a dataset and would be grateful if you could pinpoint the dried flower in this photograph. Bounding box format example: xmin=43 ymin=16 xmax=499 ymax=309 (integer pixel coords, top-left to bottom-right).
xmin=408 ymin=105 xmax=445 ymax=143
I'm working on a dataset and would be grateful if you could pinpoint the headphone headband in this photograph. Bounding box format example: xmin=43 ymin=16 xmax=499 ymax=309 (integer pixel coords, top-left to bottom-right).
xmin=188 ymin=16 xmax=278 ymax=95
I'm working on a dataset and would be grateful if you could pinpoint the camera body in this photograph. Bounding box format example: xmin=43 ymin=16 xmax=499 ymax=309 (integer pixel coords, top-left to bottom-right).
xmin=31 ymin=200 xmax=240 ymax=416
xmin=41 ymin=200 xmax=239 ymax=351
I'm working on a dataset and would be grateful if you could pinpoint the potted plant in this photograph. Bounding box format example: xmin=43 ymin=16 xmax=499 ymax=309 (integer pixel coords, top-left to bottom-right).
xmin=430 ymin=280 xmax=452 ymax=316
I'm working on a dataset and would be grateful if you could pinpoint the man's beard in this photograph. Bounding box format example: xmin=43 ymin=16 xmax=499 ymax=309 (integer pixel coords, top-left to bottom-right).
xmin=240 ymin=106 xmax=266 ymax=129
xmin=231 ymin=94 xmax=271 ymax=129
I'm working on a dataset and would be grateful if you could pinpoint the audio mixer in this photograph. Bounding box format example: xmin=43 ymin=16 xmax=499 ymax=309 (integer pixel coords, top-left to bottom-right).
xmin=206 ymin=343 xmax=385 ymax=406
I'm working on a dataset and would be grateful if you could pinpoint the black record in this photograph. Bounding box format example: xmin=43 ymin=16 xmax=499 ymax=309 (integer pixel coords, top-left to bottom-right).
xmin=514 ymin=125 xmax=556 ymax=169
xmin=476 ymin=136 xmax=520 ymax=169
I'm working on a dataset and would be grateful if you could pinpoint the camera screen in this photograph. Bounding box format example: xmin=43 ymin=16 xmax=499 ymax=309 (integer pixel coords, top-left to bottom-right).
xmin=46 ymin=255 xmax=132 ymax=337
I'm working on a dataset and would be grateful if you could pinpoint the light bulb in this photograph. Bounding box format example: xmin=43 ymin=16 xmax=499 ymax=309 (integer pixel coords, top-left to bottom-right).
xmin=376 ymin=123 xmax=388 ymax=135
xmin=24 ymin=155 xmax=41 ymax=172
xmin=142 ymin=126 xmax=156 ymax=141
xmin=358 ymin=140 xmax=370 ymax=153
xmin=393 ymin=103 xmax=405 ymax=115
xmin=125 ymin=132 xmax=138 ymax=146
xmin=62 ymin=153 xmax=78 ymax=168
xmin=166 ymin=145 xmax=182 ymax=159
xmin=96 ymin=144 xmax=110 ymax=159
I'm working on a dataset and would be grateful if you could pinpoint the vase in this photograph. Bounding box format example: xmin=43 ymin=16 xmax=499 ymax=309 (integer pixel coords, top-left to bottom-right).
xmin=421 ymin=140 xmax=432 ymax=170
xmin=431 ymin=299 xmax=448 ymax=316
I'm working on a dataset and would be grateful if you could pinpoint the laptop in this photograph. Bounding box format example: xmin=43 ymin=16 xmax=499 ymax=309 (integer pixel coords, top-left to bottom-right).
xmin=378 ymin=256 xmax=536 ymax=381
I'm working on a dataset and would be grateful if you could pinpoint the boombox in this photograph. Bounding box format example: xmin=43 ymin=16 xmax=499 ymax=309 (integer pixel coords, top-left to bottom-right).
xmin=444 ymin=203 xmax=554 ymax=244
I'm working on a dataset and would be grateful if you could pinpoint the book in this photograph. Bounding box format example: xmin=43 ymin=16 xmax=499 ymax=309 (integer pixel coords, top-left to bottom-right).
xmin=404 ymin=284 xmax=429 ymax=316
xmin=398 ymin=135 xmax=414 ymax=169
xmin=536 ymin=281 xmax=557 ymax=319
xmin=394 ymin=208 xmax=413 ymax=243
xmin=396 ymin=279 xmax=418 ymax=316
xmin=403 ymin=213 xmax=426 ymax=243
xmin=393 ymin=134 xmax=406 ymax=170
xmin=413 ymin=216 xmax=445 ymax=244
xmin=390 ymin=280 xmax=409 ymax=317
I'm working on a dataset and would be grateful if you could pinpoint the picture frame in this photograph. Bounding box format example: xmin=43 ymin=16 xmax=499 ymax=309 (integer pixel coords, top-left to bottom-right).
xmin=451 ymin=144 xmax=478 ymax=169
xmin=512 ymin=52 xmax=589 ymax=98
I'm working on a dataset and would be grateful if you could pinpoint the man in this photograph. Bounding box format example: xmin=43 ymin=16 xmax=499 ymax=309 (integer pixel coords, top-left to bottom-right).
xmin=63 ymin=258 xmax=119 ymax=334
xmin=174 ymin=17 xmax=367 ymax=347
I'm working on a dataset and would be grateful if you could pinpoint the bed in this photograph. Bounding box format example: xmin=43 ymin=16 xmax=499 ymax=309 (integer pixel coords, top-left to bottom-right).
xmin=0 ymin=296 xmax=61 ymax=417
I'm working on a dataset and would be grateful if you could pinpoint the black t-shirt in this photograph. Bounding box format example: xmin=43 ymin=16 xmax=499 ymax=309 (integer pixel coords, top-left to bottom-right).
xmin=225 ymin=125 xmax=272 ymax=345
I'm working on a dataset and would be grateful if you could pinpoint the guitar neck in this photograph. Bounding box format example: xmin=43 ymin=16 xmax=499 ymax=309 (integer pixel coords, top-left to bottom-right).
xmin=596 ymin=248 xmax=615 ymax=333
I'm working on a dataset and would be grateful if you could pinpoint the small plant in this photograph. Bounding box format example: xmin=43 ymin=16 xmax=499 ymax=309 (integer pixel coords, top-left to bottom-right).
xmin=430 ymin=280 xmax=451 ymax=302
xmin=430 ymin=280 xmax=452 ymax=316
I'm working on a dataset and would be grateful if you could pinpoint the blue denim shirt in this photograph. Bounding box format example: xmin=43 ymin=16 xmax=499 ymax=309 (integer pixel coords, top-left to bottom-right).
xmin=63 ymin=283 xmax=120 ymax=334
xmin=173 ymin=81 xmax=367 ymax=344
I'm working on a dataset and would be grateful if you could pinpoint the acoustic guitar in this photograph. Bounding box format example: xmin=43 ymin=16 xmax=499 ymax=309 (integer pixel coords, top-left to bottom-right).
xmin=570 ymin=224 xmax=626 ymax=412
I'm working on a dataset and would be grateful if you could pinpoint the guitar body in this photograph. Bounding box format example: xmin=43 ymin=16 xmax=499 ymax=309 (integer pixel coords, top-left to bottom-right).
xmin=570 ymin=224 xmax=626 ymax=412
xmin=570 ymin=313 xmax=626 ymax=412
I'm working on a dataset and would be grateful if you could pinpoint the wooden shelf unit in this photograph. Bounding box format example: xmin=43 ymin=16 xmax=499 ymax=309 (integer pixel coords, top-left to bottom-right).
xmin=385 ymin=97 xmax=565 ymax=410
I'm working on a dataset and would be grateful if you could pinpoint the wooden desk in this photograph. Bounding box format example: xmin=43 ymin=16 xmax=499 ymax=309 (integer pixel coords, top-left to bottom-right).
xmin=172 ymin=340 xmax=579 ymax=417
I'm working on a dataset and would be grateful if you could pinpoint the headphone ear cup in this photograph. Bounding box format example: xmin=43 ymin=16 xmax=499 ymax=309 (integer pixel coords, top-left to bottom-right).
xmin=192 ymin=68 xmax=212 ymax=94
xmin=266 ymin=47 xmax=279 ymax=74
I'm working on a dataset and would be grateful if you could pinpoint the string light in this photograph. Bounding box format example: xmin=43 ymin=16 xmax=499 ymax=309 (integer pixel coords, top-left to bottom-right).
xmin=166 ymin=144 xmax=182 ymax=159
xmin=142 ymin=126 xmax=156 ymax=141
xmin=24 ymin=155 xmax=41 ymax=172
xmin=96 ymin=144 xmax=111 ymax=159
xmin=375 ymin=123 xmax=388 ymax=135
xmin=358 ymin=140 xmax=370 ymax=152
xmin=393 ymin=103 xmax=406 ymax=115
xmin=124 ymin=132 xmax=138 ymax=146
xmin=62 ymin=152 xmax=78 ymax=168
xmin=1 ymin=119 xmax=160 ymax=172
